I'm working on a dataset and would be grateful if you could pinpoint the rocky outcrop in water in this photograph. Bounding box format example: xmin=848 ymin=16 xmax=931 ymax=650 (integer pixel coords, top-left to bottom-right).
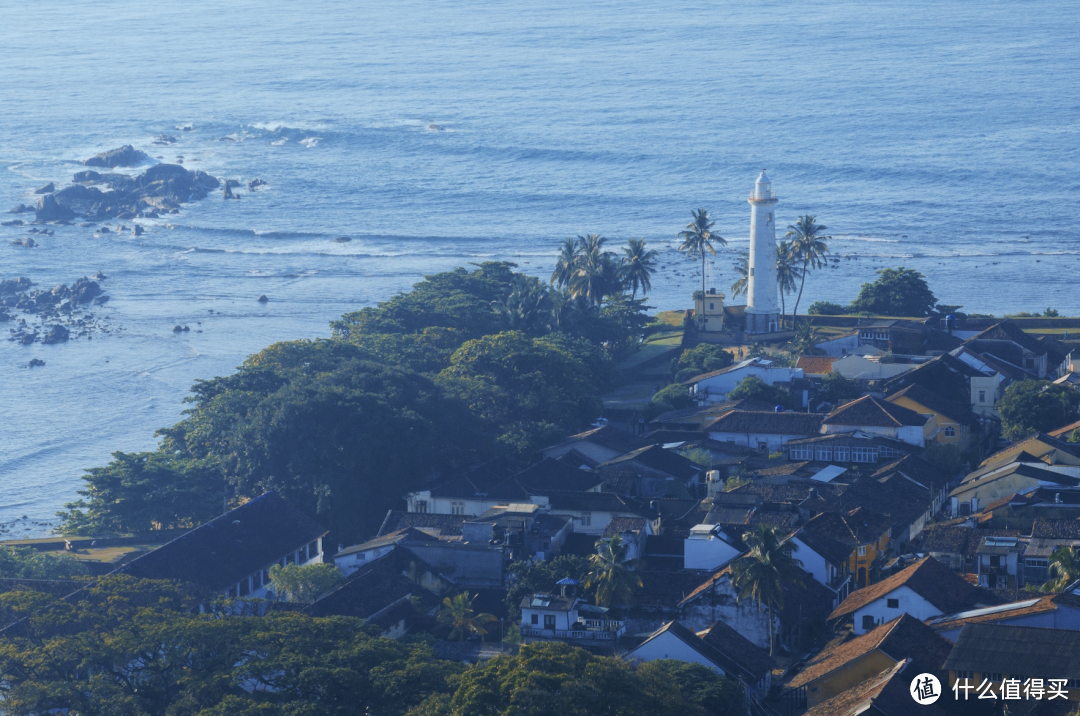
xmin=30 ymin=163 xmax=220 ymax=222
xmin=248 ymin=178 xmax=268 ymax=190
xmin=34 ymin=183 xmax=55 ymax=194
xmin=83 ymin=145 xmax=151 ymax=168
xmin=3 ymin=275 xmax=115 ymax=345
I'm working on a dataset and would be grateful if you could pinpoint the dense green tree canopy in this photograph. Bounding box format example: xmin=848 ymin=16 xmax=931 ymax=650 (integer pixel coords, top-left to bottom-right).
xmin=848 ymin=267 xmax=937 ymax=317
xmin=819 ymin=371 xmax=861 ymax=406
xmin=505 ymin=555 xmax=593 ymax=619
xmin=0 ymin=546 xmax=88 ymax=579
xmin=410 ymin=641 xmax=744 ymax=716
xmin=0 ymin=577 xmax=461 ymax=716
xmin=999 ymin=380 xmax=1080 ymax=442
xmin=673 ymin=344 xmax=734 ymax=383
xmin=728 ymin=375 xmax=797 ymax=410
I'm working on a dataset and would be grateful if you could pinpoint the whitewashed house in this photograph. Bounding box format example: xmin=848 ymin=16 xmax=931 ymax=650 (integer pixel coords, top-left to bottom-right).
xmin=829 ymin=557 xmax=994 ymax=635
xmin=684 ymin=358 xmax=803 ymax=405
xmin=520 ymin=580 xmax=625 ymax=643
xmin=821 ymin=396 xmax=930 ymax=447
xmin=683 ymin=524 xmax=741 ymax=571
xmin=706 ymin=410 xmax=824 ymax=453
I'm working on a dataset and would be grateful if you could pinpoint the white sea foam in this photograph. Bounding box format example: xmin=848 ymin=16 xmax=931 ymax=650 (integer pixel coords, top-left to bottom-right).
xmin=299 ymin=137 xmax=321 ymax=148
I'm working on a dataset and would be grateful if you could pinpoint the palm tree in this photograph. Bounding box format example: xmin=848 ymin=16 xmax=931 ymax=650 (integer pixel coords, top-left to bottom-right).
xmin=785 ymin=215 xmax=830 ymax=329
xmin=788 ymin=320 xmax=820 ymax=356
xmin=730 ymin=251 xmax=749 ymax=300
xmin=438 ymin=592 xmax=498 ymax=641
xmin=551 ymin=237 xmax=579 ymax=290
xmin=584 ymin=534 xmax=643 ymax=607
xmin=1042 ymin=546 xmax=1080 ymax=592
xmin=571 ymin=234 xmax=618 ymax=306
xmin=729 ymin=524 xmax=804 ymax=656
xmin=619 ymin=238 xmax=658 ymax=299
xmin=776 ymin=240 xmax=802 ymax=326
xmin=494 ymin=275 xmax=552 ymax=335
xmin=678 ymin=209 xmax=726 ymax=313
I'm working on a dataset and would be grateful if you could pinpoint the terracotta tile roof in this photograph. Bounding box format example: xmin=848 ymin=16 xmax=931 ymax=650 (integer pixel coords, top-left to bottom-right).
xmin=596 ymin=444 xmax=702 ymax=481
xmin=705 ymin=410 xmax=824 ymax=436
xmin=119 ymin=492 xmax=327 ymax=594
xmin=927 ymin=593 xmax=1080 ymax=631
xmin=918 ymin=525 xmax=1020 ymax=556
xmin=829 ymin=557 xmax=989 ymax=620
xmin=787 ymin=614 xmax=952 ymax=690
xmin=1048 ymin=419 xmax=1080 ymax=439
xmin=887 ymin=382 xmax=980 ymax=427
xmin=952 ymin=462 xmax=1080 ymax=497
xmin=1032 ymin=518 xmax=1080 ymax=540
xmin=682 ymin=358 xmax=777 ymax=385
xmin=803 ymin=659 xmax=946 ymax=716
xmin=697 ymin=619 xmax=775 ymax=682
xmin=824 ymin=395 xmax=927 ymax=428
xmin=978 ymin=432 xmax=1080 ymax=469
xmin=796 ymin=355 xmax=838 ymax=375
xmin=795 ymin=508 xmax=892 ymax=568
xmin=603 ymin=516 xmax=647 ymax=538
xmin=649 ymin=399 xmax=775 ymax=426
xmin=943 ymin=623 xmax=1080 ymax=680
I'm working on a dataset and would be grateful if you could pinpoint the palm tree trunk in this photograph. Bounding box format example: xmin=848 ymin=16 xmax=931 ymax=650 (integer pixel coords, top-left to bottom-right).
xmin=792 ymin=258 xmax=809 ymax=329
xmin=768 ymin=602 xmax=775 ymax=656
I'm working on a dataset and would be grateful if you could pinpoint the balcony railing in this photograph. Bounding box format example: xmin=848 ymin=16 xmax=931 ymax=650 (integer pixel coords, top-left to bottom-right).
xmin=523 ymin=623 xmax=625 ymax=641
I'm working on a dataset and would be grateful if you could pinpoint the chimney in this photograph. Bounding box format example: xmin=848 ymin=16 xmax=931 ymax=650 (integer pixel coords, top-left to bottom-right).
xmin=1056 ymin=493 xmax=1062 ymax=504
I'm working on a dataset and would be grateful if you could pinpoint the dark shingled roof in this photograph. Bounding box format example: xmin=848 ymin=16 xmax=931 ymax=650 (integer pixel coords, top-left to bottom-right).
xmin=631 ymin=621 xmax=734 ymax=673
xmin=377 ymin=510 xmax=468 ymax=537
xmin=824 ymin=395 xmax=927 ymax=428
xmin=545 ymin=490 xmax=653 ymax=516
xmin=881 ymin=353 xmax=981 ymax=407
xmin=887 ymin=382 xmax=980 ymax=427
xmin=872 ymin=454 xmax=951 ymax=493
xmin=787 ymin=614 xmax=952 ymax=690
xmin=649 ymin=399 xmax=776 ymax=426
xmin=336 ymin=527 xmax=442 ymax=557
xmin=597 ymin=444 xmax=702 ymax=481
xmin=830 ymin=557 xmax=991 ymax=620
xmin=304 ymin=556 xmax=437 ymax=622
xmin=919 ymin=526 xmax=1020 ymax=556
xmin=928 ymin=593 xmax=1080 ymax=632
xmin=603 ymin=516 xmax=648 ymax=538
xmin=943 ymin=624 xmax=1080 ymax=680
xmin=1032 ymin=517 xmax=1080 ymax=540
xmin=119 ymin=492 xmax=327 ymax=593
xmin=432 ymin=458 xmax=604 ymax=500
xmin=796 ymin=510 xmax=887 ymax=568
xmin=425 ymin=455 xmax=528 ymax=498
xmin=697 ymin=619 xmax=775 ymax=682
xmin=706 ymin=410 xmax=824 ymax=436
xmin=970 ymin=320 xmax=1048 ymax=356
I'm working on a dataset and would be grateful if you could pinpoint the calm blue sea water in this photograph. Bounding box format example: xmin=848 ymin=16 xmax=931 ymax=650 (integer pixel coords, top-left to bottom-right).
xmin=1 ymin=0 xmax=1078 ymax=536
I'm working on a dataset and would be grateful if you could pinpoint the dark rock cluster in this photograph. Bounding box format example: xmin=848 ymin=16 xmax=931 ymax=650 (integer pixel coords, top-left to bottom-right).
xmin=2 ymin=276 xmax=116 ymax=346
xmin=30 ymin=161 xmax=221 ymax=222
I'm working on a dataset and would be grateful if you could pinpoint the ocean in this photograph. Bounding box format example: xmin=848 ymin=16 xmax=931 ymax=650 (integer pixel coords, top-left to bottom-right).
xmin=1 ymin=0 xmax=1078 ymax=537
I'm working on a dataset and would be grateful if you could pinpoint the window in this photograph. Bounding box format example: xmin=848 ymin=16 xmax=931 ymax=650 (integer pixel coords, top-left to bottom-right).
xmin=990 ymin=556 xmax=1001 ymax=568
xmin=709 ymin=302 xmax=715 ymax=310
xmin=580 ymin=512 xmax=591 ymax=527
xmin=544 ymin=615 xmax=556 ymax=630
xmin=861 ymin=615 xmax=876 ymax=630
xmin=309 ymin=540 xmax=319 ymax=559
xmin=858 ymin=546 xmax=867 ymax=557
xmin=357 ymin=553 xmax=366 ymax=560
xmin=531 ymin=614 xmax=539 ymax=625
xmin=887 ymin=598 xmax=899 ymax=609
xmin=984 ymin=673 xmax=1003 ymax=683
xmin=852 ymin=447 xmax=877 ymax=463
xmin=750 ymin=268 xmax=755 ymax=277
xmin=415 ymin=500 xmax=428 ymax=514
xmin=956 ymin=671 xmax=973 ymax=682
xmin=979 ymin=390 xmax=987 ymax=403
xmin=815 ymin=446 xmax=832 ymax=461
xmin=789 ymin=445 xmax=812 ymax=460
xmin=834 ymin=446 xmax=850 ymax=462
xmin=944 ymin=426 xmax=956 ymax=438
xmin=879 ymin=446 xmax=900 ymax=458
xmin=451 ymin=501 xmax=465 ymax=516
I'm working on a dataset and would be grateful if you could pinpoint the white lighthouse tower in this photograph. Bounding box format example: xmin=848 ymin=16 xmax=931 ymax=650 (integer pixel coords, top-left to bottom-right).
xmin=745 ymin=170 xmax=780 ymax=334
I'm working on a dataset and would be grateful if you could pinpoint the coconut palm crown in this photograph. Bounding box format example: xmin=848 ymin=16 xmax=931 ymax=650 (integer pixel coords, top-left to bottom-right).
xmin=678 ymin=209 xmax=726 ymax=307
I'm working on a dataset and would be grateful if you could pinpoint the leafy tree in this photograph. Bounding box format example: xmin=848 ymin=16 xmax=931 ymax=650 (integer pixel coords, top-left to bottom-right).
xmin=849 ymin=267 xmax=938 ymax=317
xmin=58 ymin=451 xmax=224 ymax=535
xmin=620 ymin=238 xmax=658 ymax=299
xmin=807 ymin=301 xmax=847 ymax=316
xmin=0 ymin=576 xmax=461 ymax=716
xmin=819 ymin=371 xmax=862 ymax=406
xmin=506 ymin=555 xmax=593 ymax=619
xmin=999 ymin=380 xmax=1080 ymax=443
xmin=730 ymin=524 xmax=803 ymax=655
xmin=331 ymin=262 xmax=517 ymax=340
xmin=551 ymin=237 xmax=580 ymax=290
xmin=1068 ymin=428 xmax=1080 ymax=444
xmin=673 ymin=344 xmax=735 ymax=382
xmin=0 ymin=546 xmax=89 ymax=579
xmin=787 ymin=321 xmax=820 ymax=356
xmin=268 ymin=563 xmax=344 ymax=603
xmin=437 ymin=331 xmax=612 ymax=455
xmin=410 ymin=641 xmax=745 ymax=716
xmin=438 ymin=592 xmax=498 ymax=641
xmin=651 ymin=382 xmax=695 ymax=410
xmin=1045 ymin=308 xmax=1060 ymax=317
xmin=784 ymin=215 xmax=830 ymax=327
xmin=728 ymin=375 xmax=797 ymax=410
xmin=583 ymin=534 xmax=642 ymax=607
xmin=1042 ymin=545 xmax=1080 ymax=592
xmin=678 ymin=209 xmax=726 ymax=314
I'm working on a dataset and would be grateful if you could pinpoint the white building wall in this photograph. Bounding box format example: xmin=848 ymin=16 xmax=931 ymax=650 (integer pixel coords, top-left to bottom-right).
xmin=627 ymin=631 xmax=723 ymax=673
xmin=707 ymin=430 xmax=813 ymax=452
xmin=691 ymin=365 xmax=804 ymax=404
xmin=852 ymin=586 xmax=939 ymax=634
xmin=684 ymin=535 xmax=741 ymax=571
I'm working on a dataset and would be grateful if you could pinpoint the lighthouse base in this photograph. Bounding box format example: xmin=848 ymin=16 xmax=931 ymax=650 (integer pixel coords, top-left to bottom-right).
xmin=745 ymin=311 xmax=780 ymax=334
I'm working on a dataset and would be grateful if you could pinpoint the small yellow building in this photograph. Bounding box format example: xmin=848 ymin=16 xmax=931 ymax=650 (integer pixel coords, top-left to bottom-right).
xmin=886 ymin=382 xmax=979 ymax=450
xmin=693 ymin=288 xmax=725 ymax=333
